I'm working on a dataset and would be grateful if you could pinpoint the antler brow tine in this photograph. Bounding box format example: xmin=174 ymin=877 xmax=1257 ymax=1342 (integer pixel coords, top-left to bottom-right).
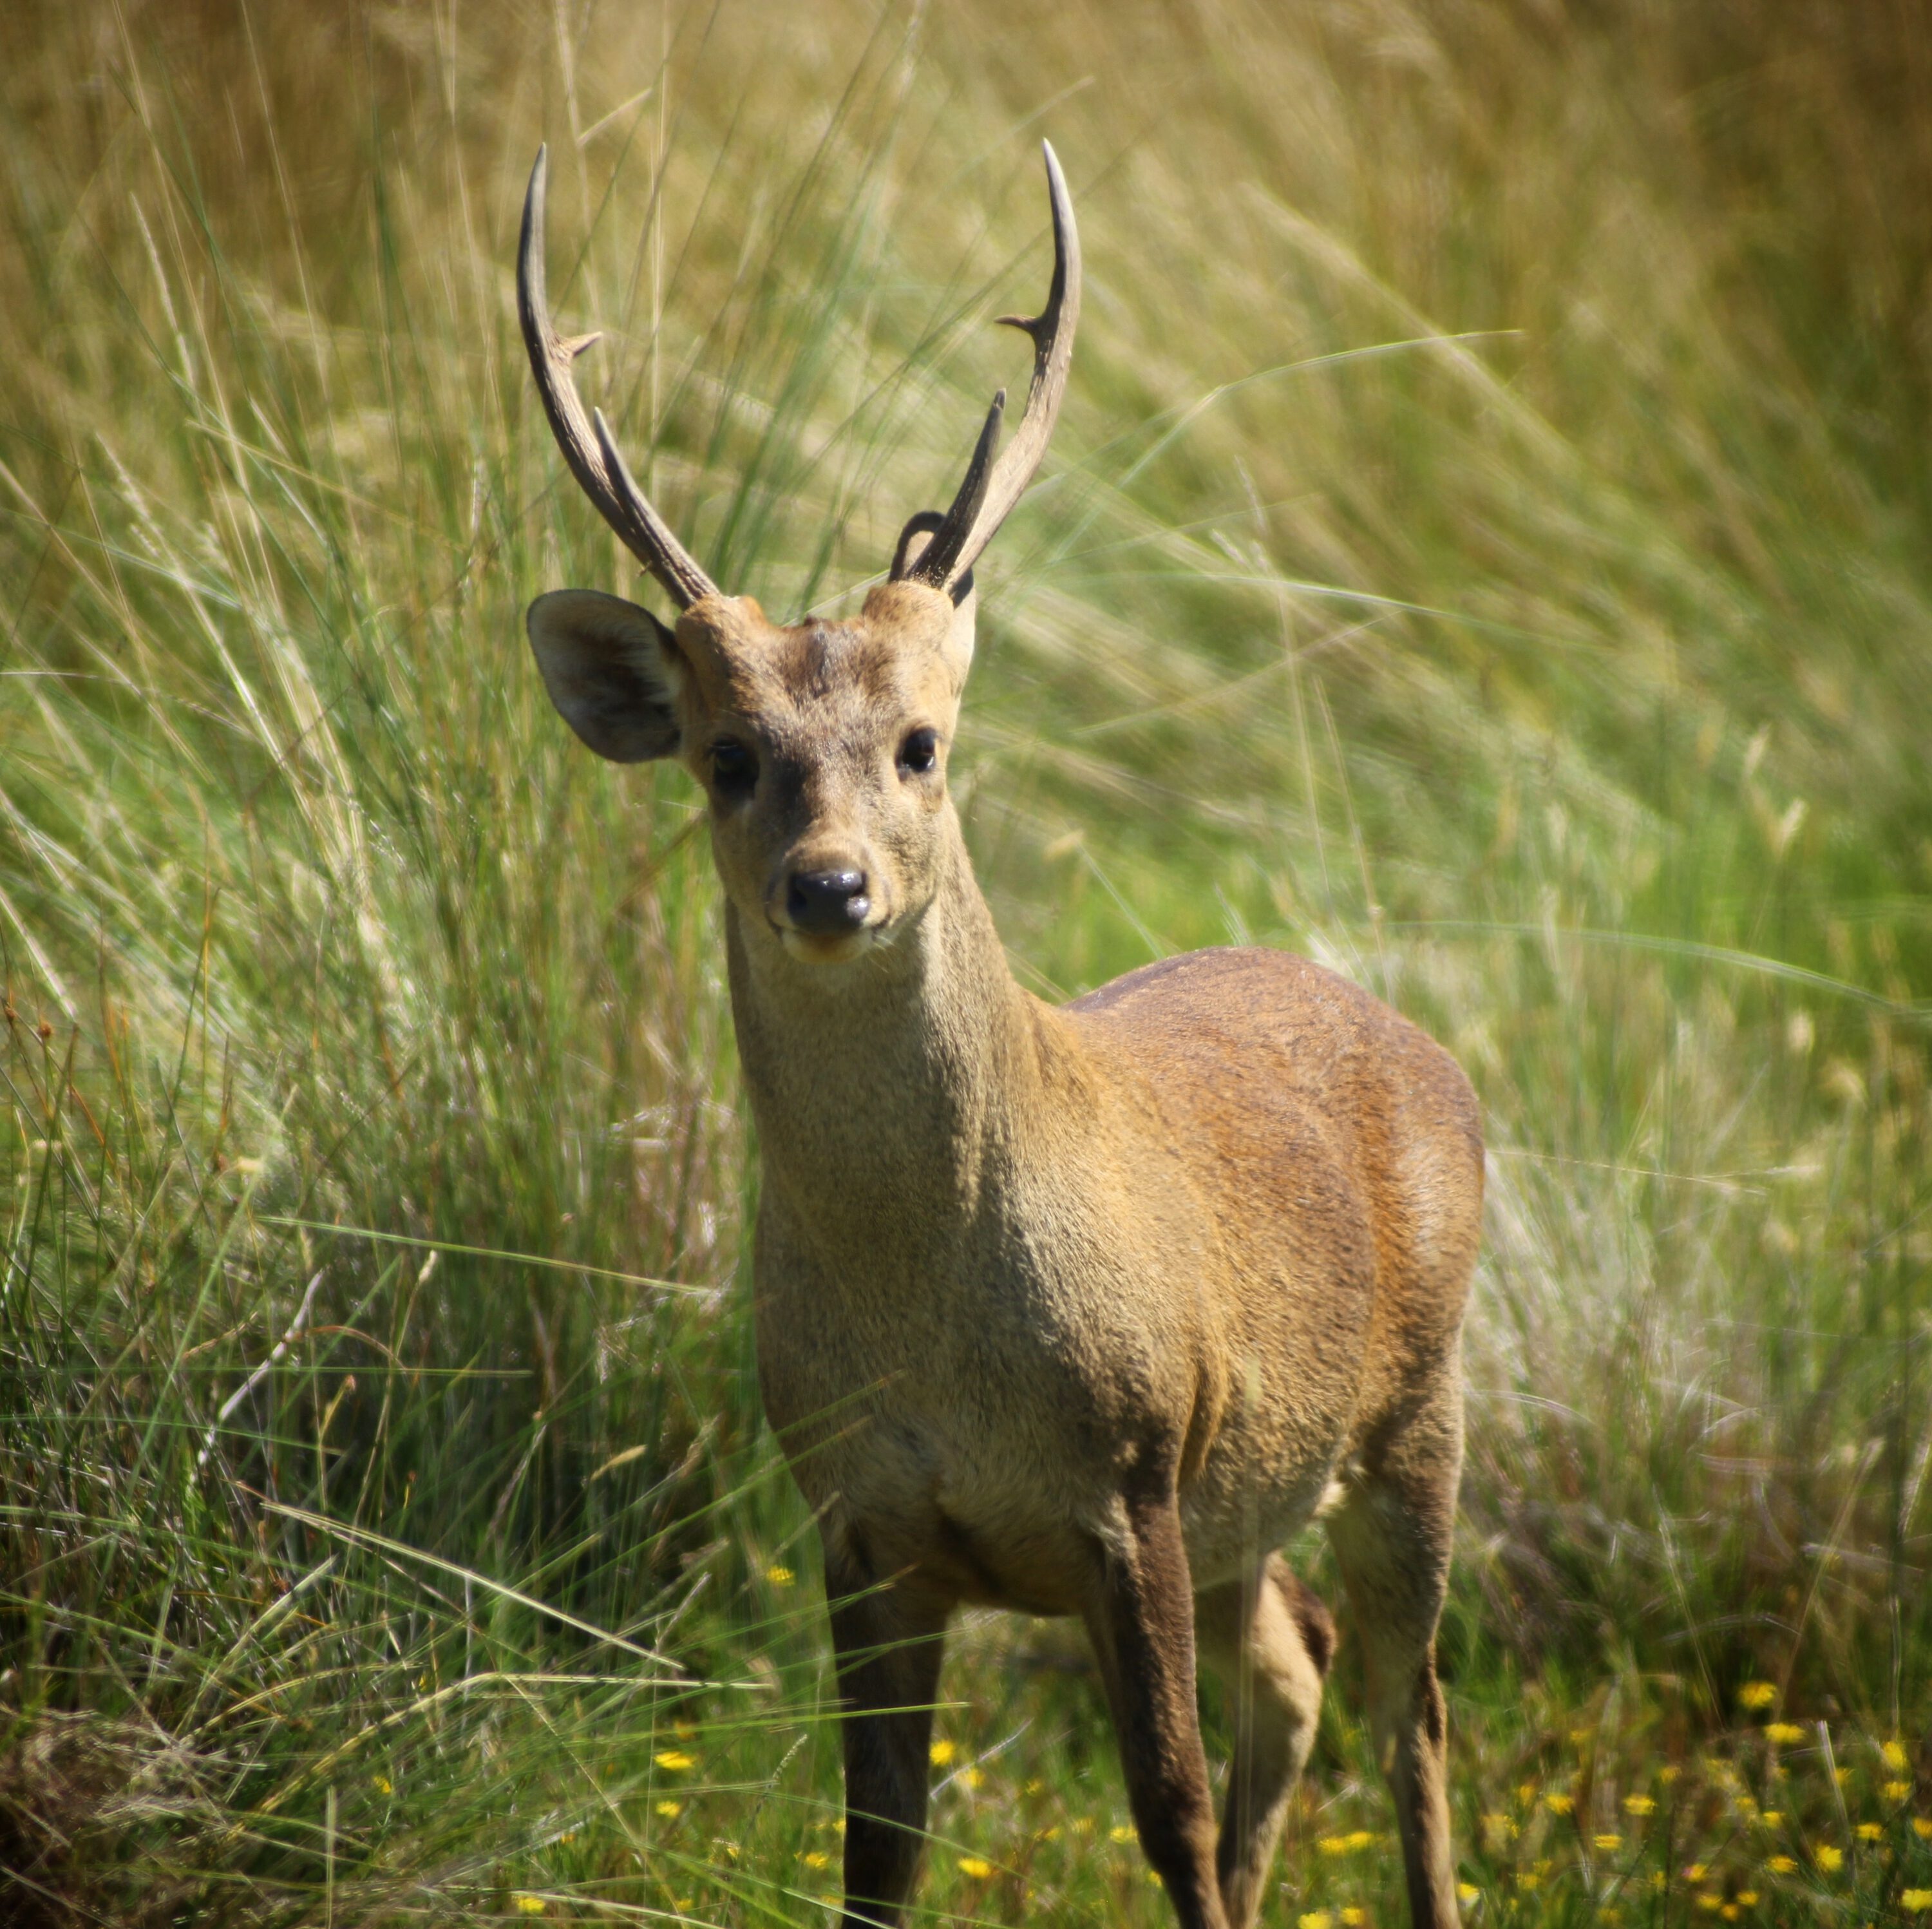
xmin=518 ymin=144 xmax=719 ymax=610
xmin=899 ymin=139 xmax=1083 ymax=598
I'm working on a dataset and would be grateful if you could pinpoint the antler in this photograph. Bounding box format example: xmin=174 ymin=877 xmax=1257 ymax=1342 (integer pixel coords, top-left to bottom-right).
xmin=518 ymin=146 xmax=719 ymax=610
xmin=896 ymin=140 xmax=1082 ymax=598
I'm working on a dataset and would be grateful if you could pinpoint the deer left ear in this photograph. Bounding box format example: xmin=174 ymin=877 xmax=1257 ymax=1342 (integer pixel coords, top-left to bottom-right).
xmin=888 ymin=513 xmax=978 ymax=687
xmin=942 ymin=579 xmax=978 ymax=685
xmin=526 ymin=589 xmax=685 ymax=762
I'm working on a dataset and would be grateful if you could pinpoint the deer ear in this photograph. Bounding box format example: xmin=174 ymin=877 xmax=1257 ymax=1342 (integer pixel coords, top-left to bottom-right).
xmin=942 ymin=580 xmax=978 ymax=685
xmin=889 ymin=513 xmax=978 ymax=687
xmin=526 ymin=589 xmax=685 ymax=762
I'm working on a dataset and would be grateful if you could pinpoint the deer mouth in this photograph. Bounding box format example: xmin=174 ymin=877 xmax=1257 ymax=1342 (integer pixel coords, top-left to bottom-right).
xmin=776 ymin=923 xmax=881 ymax=966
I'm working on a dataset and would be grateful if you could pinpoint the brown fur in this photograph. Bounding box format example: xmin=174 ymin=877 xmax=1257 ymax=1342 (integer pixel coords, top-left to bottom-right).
xmin=527 ymin=575 xmax=1482 ymax=1927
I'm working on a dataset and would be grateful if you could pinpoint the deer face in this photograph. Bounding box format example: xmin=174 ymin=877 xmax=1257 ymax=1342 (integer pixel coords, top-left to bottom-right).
xmin=516 ymin=136 xmax=1076 ymax=968
xmin=527 ymin=580 xmax=974 ymax=965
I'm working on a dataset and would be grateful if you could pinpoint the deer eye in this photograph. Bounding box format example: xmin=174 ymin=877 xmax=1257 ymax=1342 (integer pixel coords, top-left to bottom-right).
xmin=710 ymin=740 xmax=758 ymax=797
xmin=897 ymin=727 xmax=940 ymax=777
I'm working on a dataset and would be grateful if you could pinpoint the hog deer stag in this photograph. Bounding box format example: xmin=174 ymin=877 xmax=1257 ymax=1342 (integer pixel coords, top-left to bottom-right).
xmin=518 ymin=140 xmax=1482 ymax=1929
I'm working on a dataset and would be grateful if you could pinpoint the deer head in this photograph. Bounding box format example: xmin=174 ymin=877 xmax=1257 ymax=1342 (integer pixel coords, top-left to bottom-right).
xmin=519 ymin=143 xmax=1080 ymax=966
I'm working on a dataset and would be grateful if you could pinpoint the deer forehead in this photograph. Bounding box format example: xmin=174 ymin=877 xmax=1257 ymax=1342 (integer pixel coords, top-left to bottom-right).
xmin=672 ymin=586 xmax=961 ymax=738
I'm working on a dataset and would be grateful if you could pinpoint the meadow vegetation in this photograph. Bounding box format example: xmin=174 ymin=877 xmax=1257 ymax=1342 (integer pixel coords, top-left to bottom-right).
xmin=1 ymin=1 xmax=1928 ymax=1921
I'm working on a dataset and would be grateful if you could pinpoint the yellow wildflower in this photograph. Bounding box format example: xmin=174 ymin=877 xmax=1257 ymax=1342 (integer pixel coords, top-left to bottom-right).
xmin=1884 ymin=1741 xmax=1909 ymax=1772
xmin=656 ymin=1799 xmax=681 ymax=1818
xmin=1037 ymin=1825 xmax=1061 ymax=1843
xmin=1736 ymin=1892 xmax=1759 ymax=1906
xmin=1720 ymin=1906 xmax=1739 ymax=1922
xmin=1649 ymin=1871 xmax=1669 ymax=1891
xmin=1766 ymin=1856 xmax=1797 ymax=1875
xmin=1025 ymin=1778 xmax=1044 ymax=1795
xmin=1660 ymin=1764 xmax=1682 ymax=1784
xmin=961 ymin=1767 xmax=983 ymax=1791
xmin=1902 ymin=1892 xmax=1932 ymax=1915
xmin=1738 ymin=1682 xmax=1779 ymax=1711
xmin=512 ymin=1901 xmax=547 ymax=1918
xmin=1759 ymin=1810 xmax=1780 ymax=1827
xmin=1815 ymin=1845 xmax=1843 ymax=1872
xmin=1482 ymin=1812 xmax=1517 ymax=1841
xmin=1517 ymin=1780 xmax=1538 ymax=1805
xmin=1595 ymin=1833 xmax=1622 ymax=1851
xmin=1857 ymin=1821 xmax=1882 ymax=1841
xmin=1686 ymin=1865 xmax=1709 ymax=1882
xmin=1517 ymin=1874 xmax=1540 ymax=1892
xmin=1544 ymin=1792 xmax=1574 ymax=1816
xmin=1300 ymin=1914 xmax=1332 ymax=1929
xmin=1887 ymin=1780 xmax=1915 ymax=1802
xmin=1696 ymin=1892 xmax=1722 ymax=1912
xmin=1624 ymin=1794 xmax=1656 ymax=1817
xmin=958 ymin=1856 xmax=993 ymax=1879
xmin=765 ymin=1564 xmax=795 ymax=1586
xmin=1343 ymin=1909 xmax=1368 ymax=1926
xmin=1110 ymin=1825 xmax=1137 ymax=1844
xmin=654 ymin=1750 xmax=695 ymax=1771
xmin=1456 ymin=1885 xmax=1479 ymax=1906
xmin=372 ymin=1773 xmax=392 ymax=1795
xmin=802 ymin=1850 xmax=831 ymax=1870
xmin=1833 ymin=1766 xmax=1851 ymax=1784
xmin=1915 ymin=1817 xmax=1932 ymax=1839
xmin=1765 ymin=1723 xmax=1805 ymax=1747
xmin=929 ymin=1741 xmax=956 ymax=1767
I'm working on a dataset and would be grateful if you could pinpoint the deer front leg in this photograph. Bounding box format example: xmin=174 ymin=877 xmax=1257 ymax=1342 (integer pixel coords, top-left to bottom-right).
xmin=823 ymin=1535 xmax=951 ymax=1929
xmin=1084 ymin=1479 xmax=1230 ymax=1929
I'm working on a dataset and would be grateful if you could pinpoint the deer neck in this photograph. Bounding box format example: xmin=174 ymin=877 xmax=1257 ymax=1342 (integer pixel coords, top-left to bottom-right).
xmin=724 ymin=815 xmax=1041 ymax=1265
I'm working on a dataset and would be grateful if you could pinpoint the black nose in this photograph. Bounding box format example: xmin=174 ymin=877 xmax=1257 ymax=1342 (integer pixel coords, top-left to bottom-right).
xmin=786 ymin=868 xmax=871 ymax=935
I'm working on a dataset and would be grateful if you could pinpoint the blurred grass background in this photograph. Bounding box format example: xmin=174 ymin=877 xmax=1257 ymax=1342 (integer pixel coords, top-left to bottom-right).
xmin=1 ymin=0 xmax=1929 ymax=1922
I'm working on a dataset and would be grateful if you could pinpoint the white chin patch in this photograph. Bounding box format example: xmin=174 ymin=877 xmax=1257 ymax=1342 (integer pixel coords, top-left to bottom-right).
xmin=778 ymin=926 xmax=878 ymax=966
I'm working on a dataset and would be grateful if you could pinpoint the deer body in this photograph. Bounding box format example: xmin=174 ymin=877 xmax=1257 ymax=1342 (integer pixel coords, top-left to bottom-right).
xmin=516 ymin=142 xmax=1481 ymax=1929
xmin=743 ymin=842 xmax=1477 ymax=1617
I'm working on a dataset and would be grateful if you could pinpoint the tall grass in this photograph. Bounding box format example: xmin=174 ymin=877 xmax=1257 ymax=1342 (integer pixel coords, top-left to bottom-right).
xmin=2 ymin=1 xmax=1927 ymax=1921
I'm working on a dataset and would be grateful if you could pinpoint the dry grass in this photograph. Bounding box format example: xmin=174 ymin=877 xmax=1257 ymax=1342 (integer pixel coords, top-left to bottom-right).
xmin=1 ymin=1 xmax=1928 ymax=1921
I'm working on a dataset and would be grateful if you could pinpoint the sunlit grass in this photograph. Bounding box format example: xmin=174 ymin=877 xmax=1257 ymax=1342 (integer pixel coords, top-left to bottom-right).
xmin=2 ymin=0 xmax=1929 ymax=1921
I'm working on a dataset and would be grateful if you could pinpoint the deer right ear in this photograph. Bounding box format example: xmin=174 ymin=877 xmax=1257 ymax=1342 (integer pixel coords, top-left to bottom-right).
xmin=526 ymin=588 xmax=685 ymax=762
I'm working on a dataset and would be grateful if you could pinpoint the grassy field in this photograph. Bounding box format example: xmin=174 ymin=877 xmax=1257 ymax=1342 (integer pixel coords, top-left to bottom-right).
xmin=3 ymin=1 xmax=1929 ymax=1922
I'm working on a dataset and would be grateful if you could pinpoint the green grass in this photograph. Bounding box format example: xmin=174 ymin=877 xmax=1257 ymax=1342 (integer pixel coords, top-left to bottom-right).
xmin=2 ymin=1 xmax=1928 ymax=1922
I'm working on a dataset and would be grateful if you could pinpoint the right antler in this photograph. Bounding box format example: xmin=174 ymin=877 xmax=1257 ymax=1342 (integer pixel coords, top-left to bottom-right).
xmin=895 ymin=140 xmax=1082 ymax=599
xmin=518 ymin=146 xmax=720 ymax=610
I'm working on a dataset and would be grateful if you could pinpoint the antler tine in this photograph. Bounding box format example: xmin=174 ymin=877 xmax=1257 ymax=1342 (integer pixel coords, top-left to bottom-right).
xmin=518 ymin=145 xmax=719 ymax=611
xmin=900 ymin=140 xmax=1082 ymax=598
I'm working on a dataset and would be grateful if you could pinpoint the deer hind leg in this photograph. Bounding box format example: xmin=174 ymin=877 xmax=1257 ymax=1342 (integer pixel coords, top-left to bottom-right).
xmin=1195 ymin=1554 xmax=1336 ymax=1929
xmin=822 ymin=1537 xmax=952 ymax=1929
xmin=1324 ymin=1395 xmax=1464 ymax=1929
